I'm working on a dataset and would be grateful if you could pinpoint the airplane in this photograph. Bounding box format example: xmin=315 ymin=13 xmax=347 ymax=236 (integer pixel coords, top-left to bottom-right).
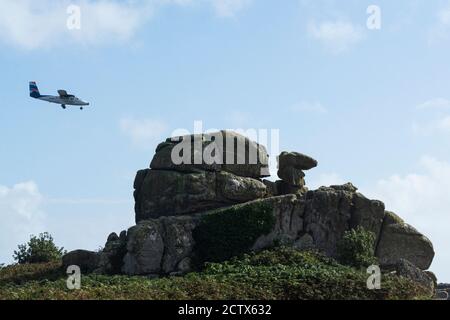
xmin=29 ymin=81 xmax=90 ymax=110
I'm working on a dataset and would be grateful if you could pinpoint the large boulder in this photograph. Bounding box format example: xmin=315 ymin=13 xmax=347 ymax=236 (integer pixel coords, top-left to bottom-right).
xmin=62 ymin=250 xmax=100 ymax=273
xmin=395 ymin=259 xmax=435 ymax=296
xmin=150 ymin=131 xmax=270 ymax=178
xmin=122 ymin=215 xmax=201 ymax=275
xmin=134 ymin=169 xmax=216 ymax=221
xmin=376 ymin=211 xmax=434 ymax=270
xmin=216 ymin=171 xmax=267 ymax=202
xmin=134 ymin=169 xmax=267 ymax=222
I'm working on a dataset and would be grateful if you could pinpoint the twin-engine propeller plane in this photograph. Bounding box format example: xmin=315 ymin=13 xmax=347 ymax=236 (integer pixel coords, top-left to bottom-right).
xmin=29 ymin=81 xmax=89 ymax=110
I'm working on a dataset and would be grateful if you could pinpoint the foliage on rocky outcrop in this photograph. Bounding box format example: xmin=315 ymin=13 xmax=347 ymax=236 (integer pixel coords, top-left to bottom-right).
xmin=0 ymin=247 xmax=433 ymax=300
xmin=193 ymin=201 xmax=275 ymax=264
xmin=337 ymin=226 xmax=378 ymax=269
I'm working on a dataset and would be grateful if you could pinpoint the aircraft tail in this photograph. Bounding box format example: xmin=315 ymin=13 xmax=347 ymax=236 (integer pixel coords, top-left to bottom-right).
xmin=29 ymin=81 xmax=41 ymax=98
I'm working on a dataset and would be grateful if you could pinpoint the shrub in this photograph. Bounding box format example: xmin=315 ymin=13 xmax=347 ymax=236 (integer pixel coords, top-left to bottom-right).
xmin=193 ymin=201 xmax=275 ymax=264
xmin=13 ymin=232 xmax=66 ymax=264
xmin=337 ymin=226 xmax=378 ymax=269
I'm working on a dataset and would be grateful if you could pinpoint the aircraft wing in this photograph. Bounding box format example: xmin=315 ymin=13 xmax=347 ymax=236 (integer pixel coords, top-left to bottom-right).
xmin=58 ymin=90 xmax=69 ymax=97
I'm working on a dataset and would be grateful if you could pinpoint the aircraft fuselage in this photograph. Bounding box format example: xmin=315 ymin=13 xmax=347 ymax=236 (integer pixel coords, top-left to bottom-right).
xmin=37 ymin=95 xmax=89 ymax=106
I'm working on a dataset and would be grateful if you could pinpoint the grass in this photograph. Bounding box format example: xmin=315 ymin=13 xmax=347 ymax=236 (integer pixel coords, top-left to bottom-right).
xmin=0 ymin=247 xmax=432 ymax=300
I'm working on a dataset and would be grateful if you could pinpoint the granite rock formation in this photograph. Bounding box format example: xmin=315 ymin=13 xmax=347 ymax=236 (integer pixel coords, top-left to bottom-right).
xmin=63 ymin=131 xmax=435 ymax=289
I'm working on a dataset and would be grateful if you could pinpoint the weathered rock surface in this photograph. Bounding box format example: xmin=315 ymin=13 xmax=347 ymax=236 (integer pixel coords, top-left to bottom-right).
xmin=278 ymin=151 xmax=318 ymax=171
xmin=62 ymin=250 xmax=100 ymax=273
xmin=94 ymin=231 xmax=127 ymax=274
xmin=303 ymin=186 xmax=353 ymax=257
xmin=251 ymin=195 xmax=304 ymax=250
xmin=376 ymin=211 xmax=435 ymax=270
xmin=350 ymin=192 xmax=385 ymax=240
xmin=64 ymin=131 xmax=435 ymax=280
xmin=122 ymin=220 xmax=165 ymax=275
xmin=276 ymin=180 xmax=307 ymax=195
xmin=65 ymin=182 xmax=435 ymax=276
xmin=121 ymin=184 xmax=434 ymax=275
xmin=122 ymin=216 xmax=201 ymax=275
xmin=436 ymin=284 xmax=450 ymax=300
xmin=134 ymin=169 xmax=267 ymax=222
xmin=293 ymin=233 xmax=315 ymax=251
xmin=395 ymin=259 xmax=435 ymax=296
xmin=150 ymin=131 xmax=270 ymax=178
xmin=277 ymin=166 xmax=305 ymax=186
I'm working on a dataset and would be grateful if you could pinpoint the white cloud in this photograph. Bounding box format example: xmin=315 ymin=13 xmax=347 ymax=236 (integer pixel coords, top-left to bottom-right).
xmin=307 ymin=20 xmax=364 ymax=53
xmin=417 ymin=98 xmax=450 ymax=110
xmin=0 ymin=0 xmax=157 ymax=49
xmin=290 ymin=101 xmax=328 ymax=114
xmin=0 ymin=0 xmax=250 ymax=50
xmin=210 ymin=0 xmax=252 ymax=18
xmin=120 ymin=117 xmax=168 ymax=147
xmin=0 ymin=181 xmax=45 ymax=264
xmin=363 ymin=156 xmax=450 ymax=281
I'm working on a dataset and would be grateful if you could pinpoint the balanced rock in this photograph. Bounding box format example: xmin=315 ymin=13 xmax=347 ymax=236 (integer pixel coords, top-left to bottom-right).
xmin=276 ymin=151 xmax=317 ymax=195
xmin=277 ymin=166 xmax=305 ymax=186
xmin=278 ymin=151 xmax=318 ymax=171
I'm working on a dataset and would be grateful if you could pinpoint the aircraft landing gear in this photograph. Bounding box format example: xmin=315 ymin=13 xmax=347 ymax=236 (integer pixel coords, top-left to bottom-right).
xmin=61 ymin=104 xmax=66 ymax=109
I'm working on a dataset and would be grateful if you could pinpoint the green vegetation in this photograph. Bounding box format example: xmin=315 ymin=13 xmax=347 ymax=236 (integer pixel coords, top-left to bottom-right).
xmin=0 ymin=247 xmax=431 ymax=300
xmin=13 ymin=233 xmax=66 ymax=264
xmin=193 ymin=202 xmax=275 ymax=264
xmin=337 ymin=227 xmax=378 ymax=269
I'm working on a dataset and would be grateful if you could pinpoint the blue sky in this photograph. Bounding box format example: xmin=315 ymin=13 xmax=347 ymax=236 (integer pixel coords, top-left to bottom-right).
xmin=1 ymin=0 xmax=450 ymax=281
